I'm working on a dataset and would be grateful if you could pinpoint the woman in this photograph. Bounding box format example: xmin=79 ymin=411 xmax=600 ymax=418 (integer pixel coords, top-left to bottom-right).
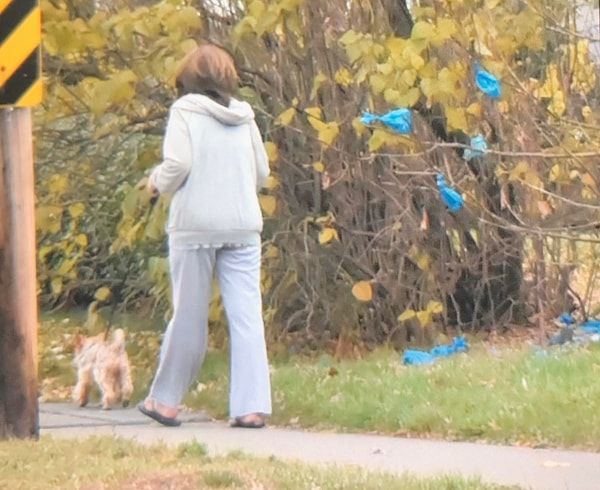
xmin=138 ymin=43 xmax=272 ymax=428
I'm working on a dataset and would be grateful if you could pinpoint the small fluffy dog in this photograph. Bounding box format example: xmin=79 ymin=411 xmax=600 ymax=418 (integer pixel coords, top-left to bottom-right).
xmin=72 ymin=328 xmax=133 ymax=410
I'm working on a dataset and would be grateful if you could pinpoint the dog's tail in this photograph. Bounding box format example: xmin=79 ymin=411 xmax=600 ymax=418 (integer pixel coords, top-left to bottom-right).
xmin=110 ymin=328 xmax=126 ymax=350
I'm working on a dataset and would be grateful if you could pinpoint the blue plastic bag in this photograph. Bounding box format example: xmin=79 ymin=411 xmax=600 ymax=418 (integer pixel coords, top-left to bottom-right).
xmin=403 ymin=336 xmax=469 ymax=366
xmin=360 ymin=108 xmax=412 ymax=134
xmin=463 ymin=134 xmax=488 ymax=161
xmin=475 ymin=64 xmax=501 ymax=99
xmin=436 ymin=174 xmax=464 ymax=212
xmin=580 ymin=320 xmax=600 ymax=334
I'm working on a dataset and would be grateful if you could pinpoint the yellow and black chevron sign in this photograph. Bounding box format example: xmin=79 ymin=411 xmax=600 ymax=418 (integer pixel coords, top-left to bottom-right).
xmin=0 ymin=0 xmax=42 ymax=107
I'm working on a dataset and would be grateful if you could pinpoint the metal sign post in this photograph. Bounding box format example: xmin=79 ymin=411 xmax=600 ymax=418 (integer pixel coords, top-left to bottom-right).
xmin=0 ymin=0 xmax=42 ymax=439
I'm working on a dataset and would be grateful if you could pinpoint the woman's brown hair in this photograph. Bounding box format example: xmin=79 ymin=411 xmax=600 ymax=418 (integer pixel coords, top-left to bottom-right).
xmin=175 ymin=44 xmax=238 ymax=106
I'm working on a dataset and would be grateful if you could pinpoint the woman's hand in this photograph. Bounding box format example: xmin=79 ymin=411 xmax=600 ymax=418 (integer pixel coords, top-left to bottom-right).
xmin=147 ymin=174 xmax=160 ymax=197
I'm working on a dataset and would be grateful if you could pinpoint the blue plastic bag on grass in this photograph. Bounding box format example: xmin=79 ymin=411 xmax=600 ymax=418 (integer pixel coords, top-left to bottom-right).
xmin=403 ymin=336 xmax=469 ymax=366
xmin=579 ymin=320 xmax=600 ymax=335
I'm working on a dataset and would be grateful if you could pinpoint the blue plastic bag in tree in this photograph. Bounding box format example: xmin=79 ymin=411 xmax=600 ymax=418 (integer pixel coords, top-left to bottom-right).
xmin=360 ymin=108 xmax=412 ymax=134
xmin=436 ymin=174 xmax=464 ymax=212
xmin=463 ymin=134 xmax=488 ymax=161
xmin=475 ymin=64 xmax=501 ymax=99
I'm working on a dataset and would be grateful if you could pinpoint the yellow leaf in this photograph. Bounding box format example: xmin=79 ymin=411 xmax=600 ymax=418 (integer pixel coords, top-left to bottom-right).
xmin=47 ymin=174 xmax=69 ymax=196
xmin=412 ymin=21 xmax=435 ymax=41
xmin=368 ymin=129 xmax=414 ymax=153
xmin=264 ymin=142 xmax=278 ymax=163
xmin=416 ymin=310 xmax=432 ymax=328
xmin=466 ymin=102 xmax=482 ymax=118
xmin=51 ymin=277 xmax=63 ymax=295
xmin=408 ymin=244 xmax=431 ymax=271
xmin=352 ymin=281 xmax=373 ymax=302
xmin=264 ymin=244 xmax=279 ymax=260
xmin=94 ymin=286 xmax=111 ymax=301
xmin=582 ymin=105 xmax=592 ymax=120
xmin=309 ymin=119 xmax=340 ymax=148
xmin=36 ymin=206 xmax=63 ymax=234
xmin=581 ymin=172 xmax=596 ymax=188
xmin=369 ymin=73 xmax=388 ymax=94
xmin=400 ymin=69 xmax=418 ymax=87
xmin=398 ymin=309 xmax=416 ymax=322
xmin=318 ymin=227 xmax=339 ymax=245
xmin=416 ymin=253 xmax=431 ymax=271
xmin=74 ymin=233 xmax=88 ymax=247
xmin=259 ymin=195 xmax=277 ymax=217
xmin=433 ymin=18 xmax=457 ymax=45
xmin=264 ymin=175 xmax=280 ymax=190
xmin=57 ymin=258 xmax=76 ymax=277
xmin=352 ymin=117 xmax=367 ymax=137
xmin=276 ymin=107 xmax=296 ymax=126
xmin=310 ymin=73 xmax=328 ymax=100
xmin=426 ymin=300 xmax=444 ymax=314
xmin=445 ymin=107 xmax=469 ymax=132
xmin=548 ymin=90 xmax=566 ymax=117
xmin=334 ymin=68 xmax=353 ymax=87
xmin=305 ymin=106 xmax=323 ymax=121
xmin=69 ymin=202 xmax=85 ymax=219
xmin=179 ymin=38 xmax=197 ymax=55
xmin=396 ymin=87 xmax=421 ymax=108
xmin=313 ymin=161 xmax=325 ymax=173
xmin=38 ymin=245 xmax=53 ymax=262
xmin=383 ymin=88 xmax=401 ymax=105
xmin=549 ymin=164 xmax=569 ymax=184
xmin=409 ymin=52 xmax=425 ymax=71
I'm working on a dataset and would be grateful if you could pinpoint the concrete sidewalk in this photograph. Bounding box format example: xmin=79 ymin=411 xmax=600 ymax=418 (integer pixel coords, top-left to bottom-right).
xmin=40 ymin=403 xmax=600 ymax=490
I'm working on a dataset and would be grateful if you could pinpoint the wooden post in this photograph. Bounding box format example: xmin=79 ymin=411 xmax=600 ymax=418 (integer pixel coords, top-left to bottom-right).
xmin=0 ymin=107 xmax=39 ymax=439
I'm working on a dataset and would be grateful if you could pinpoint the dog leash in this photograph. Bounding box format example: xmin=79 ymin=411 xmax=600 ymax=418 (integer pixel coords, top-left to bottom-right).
xmin=101 ymin=194 xmax=159 ymax=340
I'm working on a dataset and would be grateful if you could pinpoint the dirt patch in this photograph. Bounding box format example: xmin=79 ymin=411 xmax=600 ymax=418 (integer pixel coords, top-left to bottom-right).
xmin=85 ymin=473 xmax=199 ymax=490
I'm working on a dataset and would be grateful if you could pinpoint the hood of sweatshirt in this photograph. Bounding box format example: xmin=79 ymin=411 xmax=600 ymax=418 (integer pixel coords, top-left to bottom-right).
xmin=173 ymin=93 xmax=255 ymax=126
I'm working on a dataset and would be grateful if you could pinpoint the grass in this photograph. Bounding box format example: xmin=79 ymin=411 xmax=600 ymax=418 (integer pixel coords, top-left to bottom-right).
xmin=39 ymin=314 xmax=600 ymax=449
xmin=0 ymin=436 xmax=520 ymax=489
xmin=186 ymin=343 xmax=600 ymax=450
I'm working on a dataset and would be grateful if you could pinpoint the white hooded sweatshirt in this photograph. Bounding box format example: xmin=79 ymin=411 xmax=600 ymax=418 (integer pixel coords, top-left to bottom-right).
xmin=150 ymin=94 xmax=270 ymax=248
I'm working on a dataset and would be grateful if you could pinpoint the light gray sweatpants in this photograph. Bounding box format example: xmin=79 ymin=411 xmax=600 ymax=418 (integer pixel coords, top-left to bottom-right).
xmin=148 ymin=245 xmax=272 ymax=418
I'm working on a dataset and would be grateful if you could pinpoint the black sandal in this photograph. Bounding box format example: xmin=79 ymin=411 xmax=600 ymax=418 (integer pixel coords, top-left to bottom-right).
xmin=138 ymin=402 xmax=181 ymax=427
xmin=230 ymin=415 xmax=265 ymax=429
